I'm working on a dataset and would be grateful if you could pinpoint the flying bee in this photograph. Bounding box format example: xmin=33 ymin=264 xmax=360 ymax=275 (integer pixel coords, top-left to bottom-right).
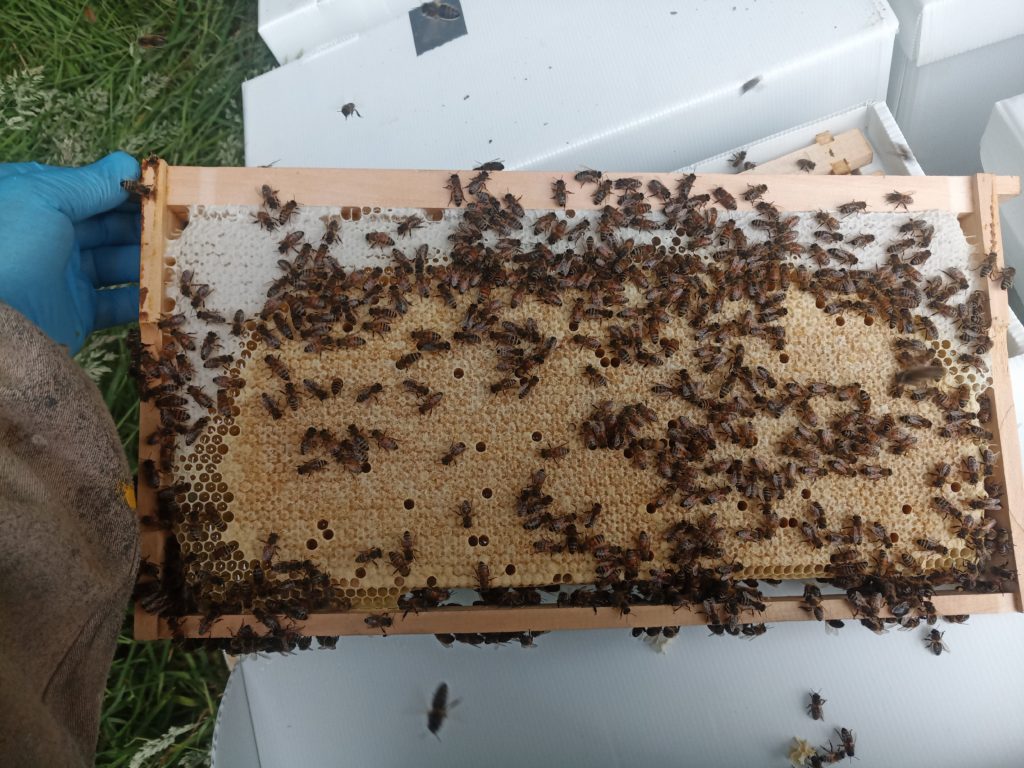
xmin=711 ymin=186 xmax=737 ymax=210
xmin=446 ymin=174 xmax=464 ymax=206
xmin=339 ymin=102 xmax=361 ymax=119
xmin=366 ymin=231 xmax=395 ymax=249
xmin=796 ymin=158 xmax=816 ymax=173
xmin=356 ymin=547 xmax=383 ymax=567
xmin=886 ymin=190 xmax=914 ymax=210
xmin=397 ymin=214 xmax=425 ymax=237
xmin=441 ymin=441 xmax=467 ymax=465
xmin=356 ymin=382 xmax=384 ymax=404
xmin=427 ymin=682 xmax=457 ymax=740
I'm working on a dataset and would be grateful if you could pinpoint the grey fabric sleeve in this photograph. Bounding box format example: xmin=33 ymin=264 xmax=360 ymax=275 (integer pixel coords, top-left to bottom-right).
xmin=0 ymin=302 xmax=139 ymax=767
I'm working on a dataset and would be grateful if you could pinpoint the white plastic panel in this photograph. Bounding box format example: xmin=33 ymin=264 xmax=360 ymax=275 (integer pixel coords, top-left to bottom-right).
xmin=212 ymin=619 xmax=1024 ymax=767
xmin=243 ymin=0 xmax=896 ymax=171
xmin=889 ymin=0 xmax=1024 ymax=66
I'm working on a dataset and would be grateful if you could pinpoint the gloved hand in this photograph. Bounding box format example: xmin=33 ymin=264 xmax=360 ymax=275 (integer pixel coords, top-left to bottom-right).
xmin=0 ymin=152 xmax=141 ymax=355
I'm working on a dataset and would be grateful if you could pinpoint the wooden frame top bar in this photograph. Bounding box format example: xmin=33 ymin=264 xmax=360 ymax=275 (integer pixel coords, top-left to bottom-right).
xmin=165 ymin=167 xmax=1019 ymax=214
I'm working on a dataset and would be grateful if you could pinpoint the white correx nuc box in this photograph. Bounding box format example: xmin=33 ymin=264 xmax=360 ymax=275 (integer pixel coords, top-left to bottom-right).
xmin=886 ymin=0 xmax=1024 ymax=175
xmin=244 ymin=0 xmax=897 ymax=171
xmin=983 ymin=93 xmax=1024 ymax=310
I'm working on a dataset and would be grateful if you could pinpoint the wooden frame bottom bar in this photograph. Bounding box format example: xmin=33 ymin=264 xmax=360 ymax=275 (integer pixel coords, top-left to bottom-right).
xmin=162 ymin=593 xmax=1015 ymax=638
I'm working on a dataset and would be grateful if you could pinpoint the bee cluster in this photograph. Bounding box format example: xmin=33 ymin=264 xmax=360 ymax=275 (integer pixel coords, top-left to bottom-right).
xmin=133 ymin=165 xmax=1017 ymax=651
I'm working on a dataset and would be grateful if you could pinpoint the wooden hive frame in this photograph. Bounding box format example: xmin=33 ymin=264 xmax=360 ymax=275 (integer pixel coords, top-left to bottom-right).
xmin=135 ymin=165 xmax=1022 ymax=639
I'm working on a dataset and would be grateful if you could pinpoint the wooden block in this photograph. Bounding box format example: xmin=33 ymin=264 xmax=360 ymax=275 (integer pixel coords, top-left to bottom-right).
xmin=743 ymin=128 xmax=873 ymax=176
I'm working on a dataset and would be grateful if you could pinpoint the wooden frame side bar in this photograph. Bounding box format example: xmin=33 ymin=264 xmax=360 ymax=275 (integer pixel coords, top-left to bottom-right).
xmin=967 ymin=174 xmax=1024 ymax=610
xmin=134 ymin=159 xmax=170 ymax=641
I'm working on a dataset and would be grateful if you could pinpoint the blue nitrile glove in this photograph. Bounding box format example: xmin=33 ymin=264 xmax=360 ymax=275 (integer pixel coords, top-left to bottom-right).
xmin=0 ymin=151 xmax=141 ymax=355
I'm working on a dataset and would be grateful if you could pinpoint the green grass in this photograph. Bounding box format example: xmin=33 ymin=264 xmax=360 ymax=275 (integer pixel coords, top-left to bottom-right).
xmin=1 ymin=2 xmax=276 ymax=765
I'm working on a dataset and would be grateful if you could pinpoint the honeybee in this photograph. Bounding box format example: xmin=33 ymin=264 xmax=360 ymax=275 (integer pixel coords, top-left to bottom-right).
xmin=397 ymin=215 xmax=425 ymax=238
xmin=356 ymin=547 xmax=383 ymax=567
xmin=457 ymin=500 xmax=474 ymax=528
xmin=923 ymin=628 xmax=949 ymax=656
xmin=886 ymin=190 xmax=914 ymax=210
xmin=796 ymin=158 xmax=816 ymax=173
xmin=303 ymin=379 xmax=328 ymax=401
xmin=552 ymin=179 xmax=570 ymax=207
xmin=837 ymin=200 xmax=867 ymax=216
xmin=356 ymin=383 xmax=384 ymax=404
xmin=339 ymin=103 xmax=361 ymax=119
xmin=583 ymin=364 xmax=608 ymax=387
xmin=366 ymin=231 xmax=395 ymax=249
xmin=278 ymin=199 xmax=299 ymax=226
xmin=539 ymin=443 xmax=569 ymax=462
xmin=277 ymin=230 xmax=304 ymax=253
xmin=807 ymin=692 xmax=826 ymax=721
xmin=441 ymin=441 xmax=467 ymax=465
xmin=297 ymin=458 xmax=327 ymax=475
xmin=261 ymin=393 xmax=283 ymax=420
xmin=446 ymin=174 xmax=464 ymax=206
xmin=389 ymin=551 xmax=411 ymax=577
xmin=419 ymin=391 xmax=444 ymax=415
xmin=396 ymin=352 xmax=421 ymax=370
xmin=370 ymin=429 xmax=399 ymax=451
xmin=364 ymin=613 xmax=392 ymax=636
xmin=252 ymin=210 xmax=277 ymax=231
xmin=474 ymin=561 xmax=491 ymax=590
xmin=711 ymin=186 xmax=737 ymax=210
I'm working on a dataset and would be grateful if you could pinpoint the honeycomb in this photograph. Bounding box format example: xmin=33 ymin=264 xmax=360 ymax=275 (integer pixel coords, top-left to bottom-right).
xmin=146 ymin=184 xmax=1002 ymax=621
